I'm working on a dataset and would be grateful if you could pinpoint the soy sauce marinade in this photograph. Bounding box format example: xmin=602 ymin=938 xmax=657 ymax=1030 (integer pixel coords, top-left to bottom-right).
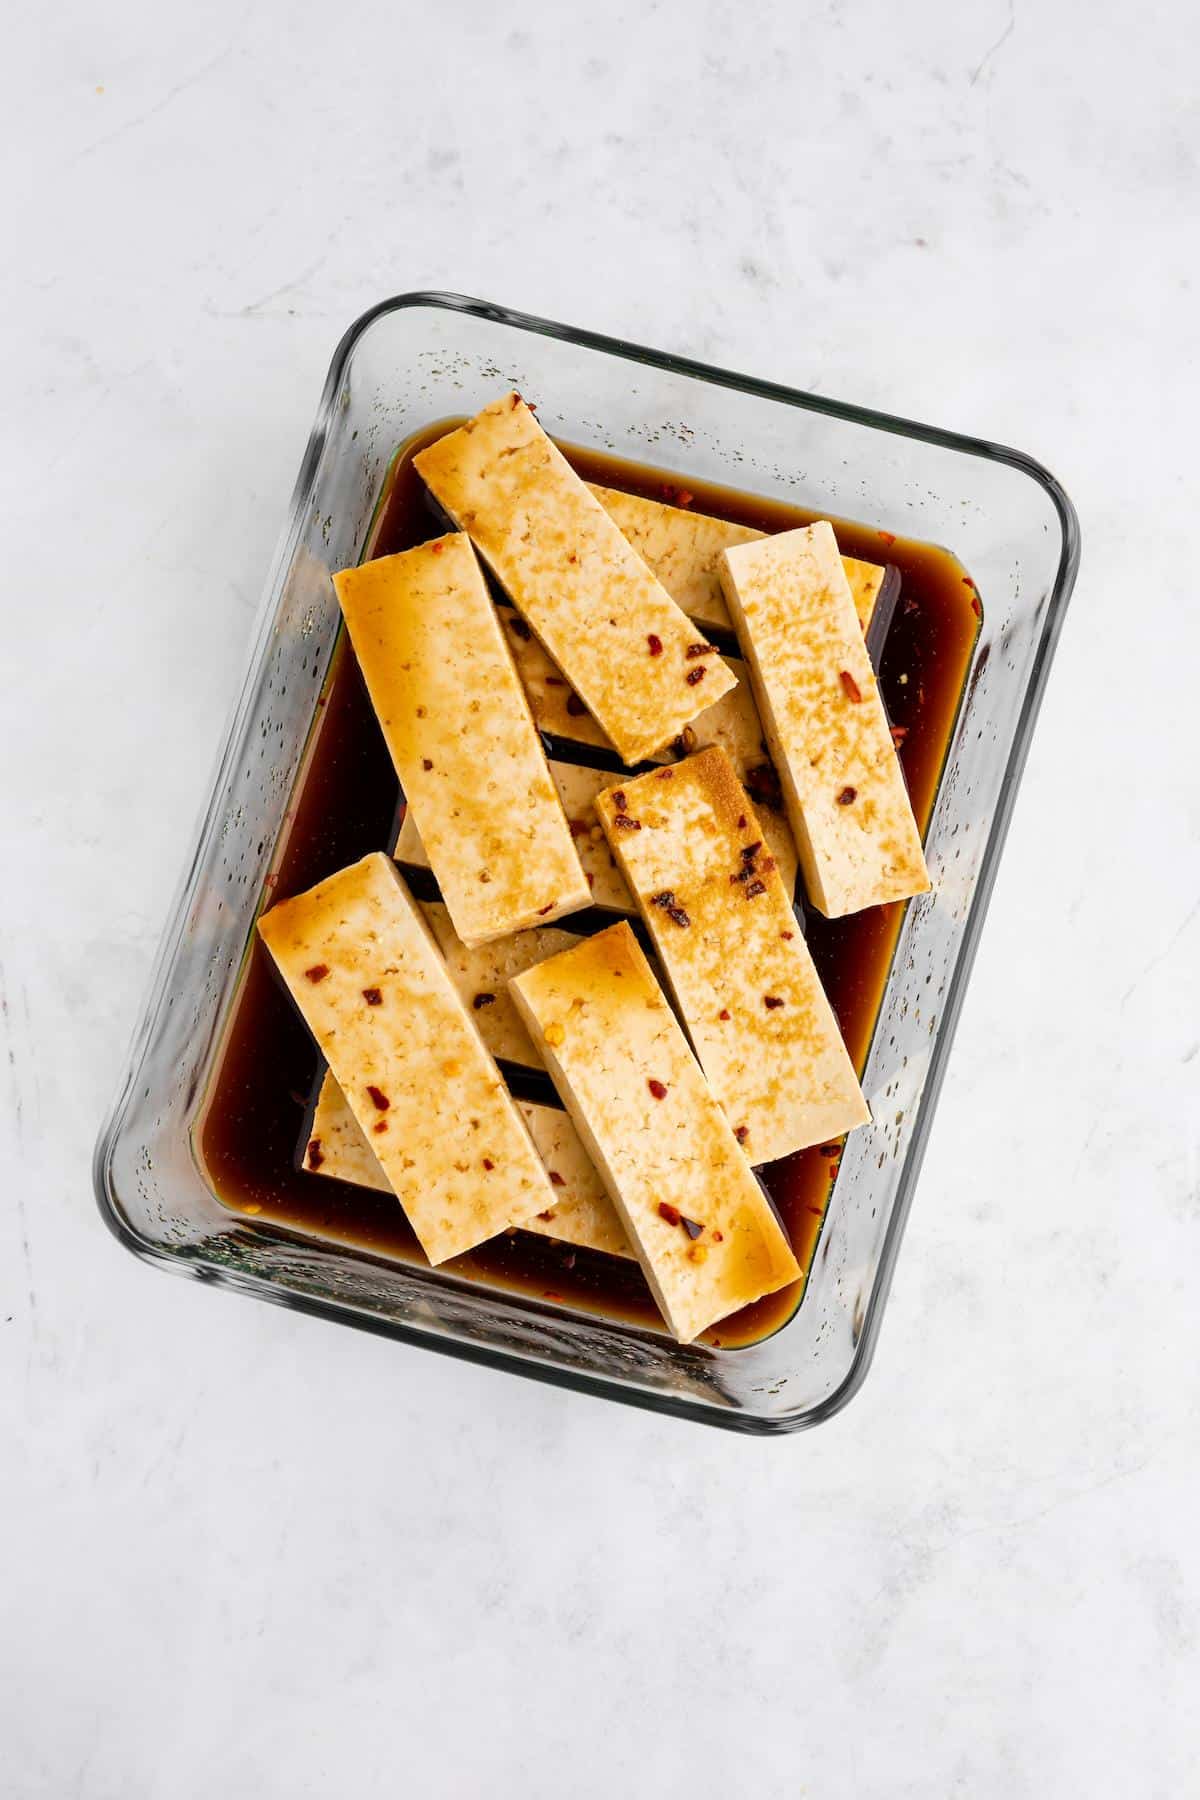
xmin=198 ymin=421 xmax=979 ymax=1349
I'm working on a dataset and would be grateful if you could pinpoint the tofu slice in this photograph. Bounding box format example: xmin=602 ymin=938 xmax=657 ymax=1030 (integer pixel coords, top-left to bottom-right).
xmin=417 ymin=899 xmax=580 ymax=1069
xmin=308 ymin=1071 xmax=633 ymax=1259
xmin=498 ymin=610 xmax=612 ymax=752
xmin=395 ymin=763 xmax=636 ymax=916
xmin=499 ymin=623 xmax=799 ymax=901
xmin=719 ymin=523 xmax=931 ymax=918
xmin=412 ymin=395 xmax=737 ymax=764
xmin=590 ymin=485 xmax=887 ymax=637
xmin=519 ymin=1103 xmax=634 ymax=1258
xmin=595 ymin=749 xmax=869 ymax=1163
xmin=258 ymin=853 xmax=557 ymax=1264
xmin=333 ymin=532 xmax=588 ymax=947
xmin=509 ymin=922 xmax=801 ymax=1343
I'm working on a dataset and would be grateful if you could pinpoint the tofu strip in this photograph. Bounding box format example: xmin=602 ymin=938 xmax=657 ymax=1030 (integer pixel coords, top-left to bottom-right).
xmin=590 ymin=484 xmax=888 ymax=638
xmin=719 ymin=523 xmax=930 ymax=919
xmin=509 ymin=922 xmax=801 ymax=1343
xmin=418 ymin=899 xmax=582 ymax=1070
xmin=395 ymin=761 xmax=636 ymax=916
xmin=258 ymin=854 xmax=557 ymax=1264
xmin=413 ymin=395 xmax=737 ymax=764
xmin=333 ymin=532 xmax=588 ymax=947
xmin=308 ymin=1072 xmax=633 ymax=1260
xmin=499 ymin=613 xmax=799 ymax=900
xmin=596 ymin=749 xmax=869 ymax=1163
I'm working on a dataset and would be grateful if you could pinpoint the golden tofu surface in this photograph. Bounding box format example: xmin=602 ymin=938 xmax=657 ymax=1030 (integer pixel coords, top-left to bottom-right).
xmin=413 ymin=396 xmax=737 ymax=763
xmin=258 ymin=854 xmax=556 ymax=1264
xmin=596 ymin=749 xmax=869 ymax=1163
xmin=333 ymin=532 xmax=588 ymax=945
xmin=509 ymin=922 xmax=800 ymax=1342
xmin=719 ymin=523 xmax=930 ymax=917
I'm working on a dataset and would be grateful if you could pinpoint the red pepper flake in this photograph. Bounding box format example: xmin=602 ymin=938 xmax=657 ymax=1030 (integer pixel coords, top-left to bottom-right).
xmin=586 ymin=872 xmax=595 ymax=888
xmin=686 ymin=643 xmax=717 ymax=659
xmin=878 ymin=530 xmax=897 ymax=546
xmin=711 ymin=1230 xmax=724 ymax=1244
xmin=613 ymin=814 xmax=642 ymax=831
xmin=647 ymin=633 xmax=663 ymax=657
xmin=306 ymin=1138 xmax=324 ymax=1170
xmin=422 ymin=758 xmax=433 ymax=771
xmin=511 ymin=393 xmax=521 ymax=408
xmin=962 ymin=576 xmax=976 ymax=590
xmin=482 ymin=1158 xmax=494 ymax=1171
xmin=509 ymin=615 xmax=532 ymax=640
xmin=718 ymin=1008 xmax=731 ymax=1021
xmin=685 ymin=666 xmax=706 ymax=686
xmin=613 ymin=790 xmax=628 ymax=812
xmin=472 ymin=992 xmax=496 ymax=1010
xmin=548 ymin=1170 xmax=566 ymax=1187
xmin=744 ymin=878 xmax=766 ymax=898
xmin=890 ymin=725 xmax=908 ymax=747
xmin=647 ymin=1078 xmax=668 ymax=1100
xmin=658 ymin=1202 xmax=681 ymax=1226
xmin=431 ymin=539 xmax=444 ymax=555
xmin=971 ymin=594 xmax=982 ymax=619
xmin=763 ymin=994 xmax=785 ymax=1010
xmin=780 ymin=930 xmax=794 ymax=940
xmin=542 ymin=1290 xmax=563 ymax=1301
xmin=745 ymin=762 xmax=783 ymax=811
xmin=818 ymin=1143 xmax=841 ymax=1157
xmin=362 ymin=986 xmax=383 ymax=1006
xmin=651 ymin=890 xmax=690 ymax=927
xmin=372 ymin=1120 xmax=388 ymax=1135
xmin=566 ymin=691 xmax=587 ymax=716
xmin=656 ymin=767 xmax=675 ymax=779
xmin=676 ymin=489 xmax=695 ymax=508
xmin=537 ymin=1209 xmax=556 ymax=1222
xmin=537 ymin=902 xmax=556 ymax=915
xmin=569 ymin=818 xmax=588 ymax=838
xmin=737 ymin=814 xmax=747 ymax=829
xmin=304 ymin=964 xmax=329 ymax=984
xmin=680 ymin=1216 xmax=704 ymax=1240
xmin=741 ymin=841 xmax=763 ymax=862
xmin=567 ymin=550 xmax=577 ymax=563
xmin=840 ymin=669 xmax=863 ymax=703
xmin=366 ymin=1085 xmax=390 ymax=1111
xmin=837 ymin=786 xmax=857 ymax=806
xmin=734 ymin=1125 xmax=749 ymax=1145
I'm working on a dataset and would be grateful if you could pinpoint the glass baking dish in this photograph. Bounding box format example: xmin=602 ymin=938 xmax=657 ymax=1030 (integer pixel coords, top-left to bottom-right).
xmin=94 ymin=292 xmax=1078 ymax=1433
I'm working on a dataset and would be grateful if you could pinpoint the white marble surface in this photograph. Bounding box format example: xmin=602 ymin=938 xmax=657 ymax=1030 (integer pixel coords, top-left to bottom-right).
xmin=3 ymin=1 xmax=1198 ymax=1793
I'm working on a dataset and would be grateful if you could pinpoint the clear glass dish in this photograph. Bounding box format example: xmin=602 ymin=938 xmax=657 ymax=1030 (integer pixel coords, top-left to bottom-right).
xmin=94 ymin=292 xmax=1079 ymax=1433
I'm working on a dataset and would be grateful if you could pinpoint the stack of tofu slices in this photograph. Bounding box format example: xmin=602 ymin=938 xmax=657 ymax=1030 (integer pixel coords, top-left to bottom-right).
xmin=259 ymin=393 xmax=931 ymax=1344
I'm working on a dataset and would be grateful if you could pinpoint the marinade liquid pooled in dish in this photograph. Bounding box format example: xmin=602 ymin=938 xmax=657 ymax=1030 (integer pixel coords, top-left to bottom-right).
xmin=197 ymin=421 xmax=979 ymax=1349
